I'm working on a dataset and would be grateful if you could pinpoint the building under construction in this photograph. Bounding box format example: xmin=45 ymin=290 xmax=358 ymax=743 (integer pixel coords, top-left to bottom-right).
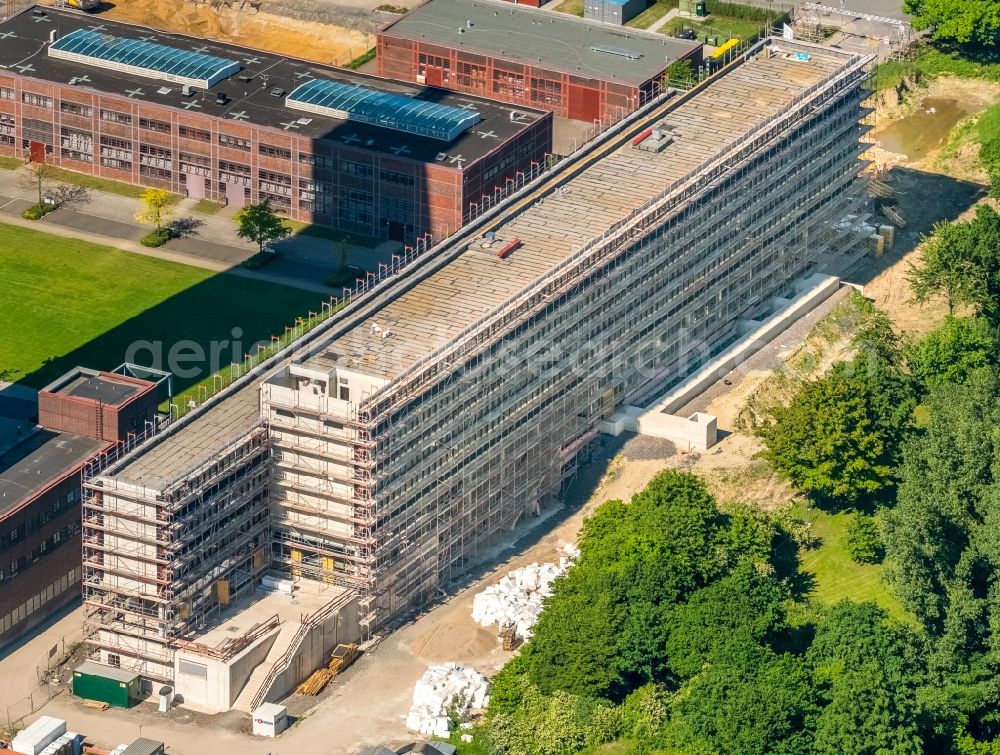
xmin=83 ymin=38 xmax=874 ymax=701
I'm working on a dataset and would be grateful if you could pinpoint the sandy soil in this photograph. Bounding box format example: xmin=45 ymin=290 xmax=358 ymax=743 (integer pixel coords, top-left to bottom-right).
xmin=100 ymin=0 xmax=374 ymax=66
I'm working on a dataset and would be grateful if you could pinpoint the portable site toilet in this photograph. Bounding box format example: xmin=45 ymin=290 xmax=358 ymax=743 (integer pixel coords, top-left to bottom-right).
xmin=72 ymin=661 xmax=143 ymax=709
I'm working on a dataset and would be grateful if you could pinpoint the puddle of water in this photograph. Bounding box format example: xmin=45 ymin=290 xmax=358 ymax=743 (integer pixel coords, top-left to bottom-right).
xmin=878 ymin=98 xmax=981 ymax=160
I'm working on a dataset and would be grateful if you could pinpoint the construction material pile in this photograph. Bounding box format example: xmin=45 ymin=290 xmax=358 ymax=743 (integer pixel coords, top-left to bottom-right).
xmin=405 ymin=663 xmax=490 ymax=738
xmin=471 ymin=544 xmax=580 ymax=640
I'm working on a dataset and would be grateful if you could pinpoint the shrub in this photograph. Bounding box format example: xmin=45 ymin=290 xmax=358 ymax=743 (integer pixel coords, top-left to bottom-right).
xmin=140 ymin=227 xmax=174 ymax=248
xmin=22 ymin=202 xmax=57 ymax=220
xmin=325 ymin=264 xmax=366 ymax=288
xmin=846 ymin=513 xmax=883 ymax=564
xmin=241 ymin=250 xmax=279 ymax=270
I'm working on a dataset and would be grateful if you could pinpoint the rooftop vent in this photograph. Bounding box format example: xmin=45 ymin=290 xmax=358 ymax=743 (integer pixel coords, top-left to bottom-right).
xmin=590 ymin=44 xmax=643 ymax=60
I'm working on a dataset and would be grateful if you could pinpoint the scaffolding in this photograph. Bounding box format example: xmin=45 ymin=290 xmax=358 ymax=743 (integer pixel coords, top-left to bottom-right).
xmin=82 ymin=424 xmax=271 ymax=681
xmin=265 ymin=43 xmax=875 ymax=633
xmin=90 ymin=37 xmax=876 ymax=662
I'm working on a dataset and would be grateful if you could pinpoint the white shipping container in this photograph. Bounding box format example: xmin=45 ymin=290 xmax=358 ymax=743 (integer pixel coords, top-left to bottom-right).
xmin=10 ymin=716 xmax=67 ymax=755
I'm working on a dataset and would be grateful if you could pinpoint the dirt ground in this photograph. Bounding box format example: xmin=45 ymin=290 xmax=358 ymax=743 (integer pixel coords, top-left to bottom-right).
xmin=99 ymin=0 xmax=374 ymax=66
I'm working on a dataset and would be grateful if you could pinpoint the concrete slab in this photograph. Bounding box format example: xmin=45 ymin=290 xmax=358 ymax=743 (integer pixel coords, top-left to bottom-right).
xmin=194 ymin=580 xmax=345 ymax=650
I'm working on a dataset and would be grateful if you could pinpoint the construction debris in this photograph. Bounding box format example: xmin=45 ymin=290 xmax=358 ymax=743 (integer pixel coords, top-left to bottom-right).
xmin=867 ymin=179 xmax=894 ymax=198
xmin=471 ymin=544 xmax=579 ymax=640
xmin=881 ymin=204 xmax=906 ymax=227
xmin=405 ymin=663 xmax=490 ymax=738
xmin=295 ymin=643 xmax=360 ymax=696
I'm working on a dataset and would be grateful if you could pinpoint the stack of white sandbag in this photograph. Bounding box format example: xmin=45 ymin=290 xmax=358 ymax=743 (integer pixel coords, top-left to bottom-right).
xmin=471 ymin=544 xmax=580 ymax=640
xmin=405 ymin=663 xmax=490 ymax=738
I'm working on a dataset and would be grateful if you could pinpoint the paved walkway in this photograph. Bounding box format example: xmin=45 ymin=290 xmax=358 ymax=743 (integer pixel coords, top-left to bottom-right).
xmin=0 ymin=165 xmax=399 ymax=294
xmin=647 ymin=7 xmax=681 ymax=33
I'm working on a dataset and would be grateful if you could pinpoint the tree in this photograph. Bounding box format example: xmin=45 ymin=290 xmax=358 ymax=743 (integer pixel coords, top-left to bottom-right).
xmin=236 ymin=200 xmax=290 ymax=254
xmin=757 ymin=359 xmax=915 ymax=505
xmin=135 ymin=188 xmax=174 ymax=232
xmin=672 ymin=640 xmax=818 ymax=755
xmin=845 ymin=513 xmax=883 ymax=565
xmin=806 ymin=601 xmax=926 ymax=685
xmin=665 ymin=566 xmax=788 ymax=681
xmin=18 ymin=161 xmax=60 ymax=208
xmin=905 ymin=316 xmax=999 ymax=389
xmin=908 ymin=220 xmax=986 ymax=315
xmin=903 ymin=0 xmax=1000 ymax=46
xmin=884 ymin=369 xmax=1000 ymax=635
xmin=813 ymin=665 xmax=923 ymax=755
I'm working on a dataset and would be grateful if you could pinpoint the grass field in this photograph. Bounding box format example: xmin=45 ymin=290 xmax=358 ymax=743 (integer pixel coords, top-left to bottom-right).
xmin=0 ymin=222 xmax=324 ymax=393
xmin=626 ymin=0 xmax=677 ymax=29
xmin=663 ymin=14 xmax=764 ymax=42
xmin=792 ymin=503 xmax=911 ymax=624
xmin=553 ymin=0 xmax=584 ymax=16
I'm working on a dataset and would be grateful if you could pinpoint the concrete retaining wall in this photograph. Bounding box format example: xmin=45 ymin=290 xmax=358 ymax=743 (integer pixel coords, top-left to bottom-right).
xmin=264 ymin=596 xmax=361 ymax=704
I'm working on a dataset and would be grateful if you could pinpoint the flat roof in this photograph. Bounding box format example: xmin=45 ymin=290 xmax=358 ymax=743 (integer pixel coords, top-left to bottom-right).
xmin=108 ymin=40 xmax=861 ymax=488
xmin=0 ymin=430 xmax=105 ymax=516
xmin=380 ymin=0 xmax=702 ymax=86
xmin=57 ymin=374 xmax=142 ymax=405
xmin=299 ymin=42 xmax=853 ymax=379
xmin=0 ymin=7 xmax=547 ymax=166
xmin=74 ymin=660 xmax=141 ymax=683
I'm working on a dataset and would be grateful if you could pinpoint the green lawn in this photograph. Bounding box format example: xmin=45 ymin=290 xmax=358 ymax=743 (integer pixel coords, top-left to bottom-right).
xmin=553 ymin=0 xmax=584 ymax=16
xmin=626 ymin=1 xmax=677 ymax=29
xmin=792 ymin=504 xmax=911 ymax=624
xmin=663 ymin=14 xmax=765 ymax=42
xmin=191 ymin=198 xmax=224 ymax=215
xmin=0 ymin=222 xmax=325 ymax=393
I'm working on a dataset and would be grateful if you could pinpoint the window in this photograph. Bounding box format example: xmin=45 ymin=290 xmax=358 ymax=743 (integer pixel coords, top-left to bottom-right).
xmin=60 ymin=100 xmax=92 ymax=117
xmin=139 ymin=143 xmax=171 ymax=169
xmin=456 ymin=62 xmax=486 ymax=91
xmin=179 ymin=125 xmax=211 ymax=142
xmin=0 ymin=113 xmax=14 ymax=137
xmin=21 ymin=92 xmax=53 ymax=109
xmin=493 ymin=67 xmax=525 ymax=98
xmin=418 ymin=53 xmax=450 ymax=81
xmin=299 ymin=153 xmax=335 ymax=169
xmin=340 ymin=160 xmax=373 ymax=179
xmin=60 ymin=126 xmax=93 ymax=162
xmin=100 ymin=109 xmax=131 ymax=125
xmin=530 ymin=77 xmax=562 ymax=106
xmin=259 ymin=143 xmax=292 ymax=160
xmin=0 ymin=87 xmax=13 ymax=101
xmin=338 ymin=377 xmax=349 ymax=401
xmin=108 ymin=654 xmax=121 ymax=668
xmin=139 ymin=117 xmax=171 ymax=133
xmin=379 ymin=169 xmax=414 ymax=187
xmin=218 ymin=133 xmax=250 ymax=151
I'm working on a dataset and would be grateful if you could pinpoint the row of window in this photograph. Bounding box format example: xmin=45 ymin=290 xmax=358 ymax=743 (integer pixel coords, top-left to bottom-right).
xmin=4 ymin=488 xmax=80 ymax=547
xmin=0 ymin=567 xmax=81 ymax=636
xmin=1 ymin=521 xmax=81 ymax=583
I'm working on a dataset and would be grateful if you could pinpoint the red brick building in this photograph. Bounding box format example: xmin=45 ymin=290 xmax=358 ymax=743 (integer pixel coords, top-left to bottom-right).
xmin=0 ymin=369 xmax=156 ymax=649
xmin=0 ymin=7 xmax=552 ymax=243
xmin=378 ymin=0 xmax=702 ymax=123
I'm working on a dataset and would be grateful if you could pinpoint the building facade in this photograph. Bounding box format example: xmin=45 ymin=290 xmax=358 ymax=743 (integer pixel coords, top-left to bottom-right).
xmin=0 ymin=8 xmax=552 ymax=243
xmin=85 ymin=38 xmax=872 ymax=690
xmin=0 ymin=369 xmax=156 ymax=649
xmin=377 ymin=0 xmax=702 ymax=123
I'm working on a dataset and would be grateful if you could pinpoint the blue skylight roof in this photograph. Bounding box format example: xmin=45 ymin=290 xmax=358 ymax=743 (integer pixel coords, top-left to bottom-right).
xmin=48 ymin=28 xmax=240 ymax=88
xmin=286 ymin=79 xmax=480 ymax=142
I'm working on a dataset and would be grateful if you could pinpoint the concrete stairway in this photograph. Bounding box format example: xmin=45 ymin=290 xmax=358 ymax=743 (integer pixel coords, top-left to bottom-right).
xmin=231 ymin=621 xmax=303 ymax=712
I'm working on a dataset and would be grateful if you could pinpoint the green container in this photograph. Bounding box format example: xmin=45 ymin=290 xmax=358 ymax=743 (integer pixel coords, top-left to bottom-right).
xmin=72 ymin=661 xmax=143 ymax=709
xmin=695 ymin=0 xmax=706 ymax=17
